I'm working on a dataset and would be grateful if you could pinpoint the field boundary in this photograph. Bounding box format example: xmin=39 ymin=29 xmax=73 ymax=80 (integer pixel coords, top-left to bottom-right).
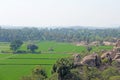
xmin=0 ymin=63 xmax=53 ymax=65
xmin=8 ymin=58 xmax=58 ymax=60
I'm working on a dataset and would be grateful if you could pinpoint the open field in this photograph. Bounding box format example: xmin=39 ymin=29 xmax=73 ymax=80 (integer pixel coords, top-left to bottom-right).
xmin=0 ymin=41 xmax=113 ymax=54
xmin=0 ymin=42 xmax=10 ymax=53
xmin=0 ymin=54 xmax=70 ymax=80
xmin=19 ymin=41 xmax=113 ymax=54
xmin=0 ymin=41 xmax=113 ymax=80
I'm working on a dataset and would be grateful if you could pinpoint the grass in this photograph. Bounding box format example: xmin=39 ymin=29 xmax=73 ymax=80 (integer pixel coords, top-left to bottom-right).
xmin=10 ymin=54 xmax=69 ymax=58
xmin=0 ymin=65 xmax=34 ymax=80
xmin=92 ymin=45 xmax=113 ymax=52
xmin=19 ymin=41 xmax=87 ymax=53
xmin=0 ymin=41 xmax=113 ymax=54
xmin=0 ymin=41 xmax=113 ymax=80
xmin=0 ymin=53 xmax=70 ymax=80
xmin=0 ymin=42 xmax=10 ymax=53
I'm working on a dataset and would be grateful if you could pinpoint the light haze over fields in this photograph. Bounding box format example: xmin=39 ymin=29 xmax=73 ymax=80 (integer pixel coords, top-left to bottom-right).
xmin=0 ymin=0 xmax=120 ymax=28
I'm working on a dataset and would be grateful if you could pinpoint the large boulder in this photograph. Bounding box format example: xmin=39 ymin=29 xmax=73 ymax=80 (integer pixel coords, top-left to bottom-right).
xmin=116 ymin=40 xmax=120 ymax=47
xmin=115 ymin=47 xmax=120 ymax=53
xmin=115 ymin=59 xmax=120 ymax=63
xmin=113 ymin=59 xmax=120 ymax=67
xmin=113 ymin=53 xmax=120 ymax=60
xmin=101 ymin=51 xmax=116 ymax=60
xmin=81 ymin=53 xmax=101 ymax=67
xmin=73 ymin=54 xmax=82 ymax=66
xmin=73 ymin=54 xmax=81 ymax=62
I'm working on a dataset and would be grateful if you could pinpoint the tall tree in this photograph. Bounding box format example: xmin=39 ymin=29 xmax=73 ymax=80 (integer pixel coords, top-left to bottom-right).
xmin=52 ymin=58 xmax=73 ymax=80
xmin=10 ymin=40 xmax=23 ymax=52
xmin=27 ymin=44 xmax=38 ymax=53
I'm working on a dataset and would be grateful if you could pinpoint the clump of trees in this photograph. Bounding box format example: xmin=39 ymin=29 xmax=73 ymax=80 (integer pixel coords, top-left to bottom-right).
xmin=50 ymin=58 xmax=82 ymax=80
xmin=27 ymin=44 xmax=38 ymax=53
xmin=10 ymin=40 xmax=23 ymax=52
xmin=9 ymin=40 xmax=39 ymax=54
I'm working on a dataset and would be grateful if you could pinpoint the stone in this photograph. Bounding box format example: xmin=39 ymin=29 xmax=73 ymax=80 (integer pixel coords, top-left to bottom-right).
xmin=113 ymin=53 xmax=120 ymax=60
xmin=81 ymin=53 xmax=101 ymax=67
xmin=73 ymin=54 xmax=81 ymax=62
xmin=115 ymin=39 xmax=120 ymax=47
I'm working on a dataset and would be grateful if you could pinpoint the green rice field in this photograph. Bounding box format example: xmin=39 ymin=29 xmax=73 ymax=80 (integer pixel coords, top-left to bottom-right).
xmin=0 ymin=41 xmax=113 ymax=80
xmin=0 ymin=54 xmax=70 ymax=80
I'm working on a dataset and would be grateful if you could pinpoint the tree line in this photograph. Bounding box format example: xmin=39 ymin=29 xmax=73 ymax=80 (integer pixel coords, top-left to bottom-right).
xmin=0 ymin=27 xmax=120 ymax=42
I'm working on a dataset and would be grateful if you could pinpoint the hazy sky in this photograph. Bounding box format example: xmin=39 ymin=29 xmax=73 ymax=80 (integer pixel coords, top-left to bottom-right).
xmin=0 ymin=0 xmax=120 ymax=28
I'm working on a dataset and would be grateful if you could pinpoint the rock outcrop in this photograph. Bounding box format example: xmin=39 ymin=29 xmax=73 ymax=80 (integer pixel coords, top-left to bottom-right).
xmin=80 ymin=53 xmax=101 ymax=67
xmin=113 ymin=53 xmax=120 ymax=60
xmin=73 ymin=54 xmax=82 ymax=66
xmin=73 ymin=54 xmax=81 ymax=62
xmin=101 ymin=51 xmax=116 ymax=60
xmin=116 ymin=40 xmax=120 ymax=47
xmin=73 ymin=39 xmax=120 ymax=67
xmin=101 ymin=40 xmax=120 ymax=61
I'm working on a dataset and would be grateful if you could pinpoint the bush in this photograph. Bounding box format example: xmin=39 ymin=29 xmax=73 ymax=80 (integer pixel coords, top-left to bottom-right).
xmin=82 ymin=66 xmax=101 ymax=80
xmin=102 ymin=58 xmax=109 ymax=64
xmin=102 ymin=67 xmax=120 ymax=80
xmin=48 ymin=73 xmax=58 ymax=80
xmin=112 ymin=60 xmax=120 ymax=67
xmin=109 ymin=76 xmax=120 ymax=80
xmin=32 ymin=66 xmax=47 ymax=78
xmin=51 ymin=58 xmax=74 ymax=80
xmin=21 ymin=66 xmax=47 ymax=80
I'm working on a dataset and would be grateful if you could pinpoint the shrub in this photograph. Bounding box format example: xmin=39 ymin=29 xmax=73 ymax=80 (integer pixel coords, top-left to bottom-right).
xmin=102 ymin=67 xmax=120 ymax=80
xmin=109 ymin=76 xmax=120 ymax=80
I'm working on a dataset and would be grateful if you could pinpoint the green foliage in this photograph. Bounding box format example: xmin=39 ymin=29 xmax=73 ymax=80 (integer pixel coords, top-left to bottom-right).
xmin=10 ymin=40 xmax=23 ymax=51
xmin=70 ymin=69 xmax=82 ymax=80
xmin=102 ymin=67 xmax=120 ymax=80
xmin=48 ymin=73 xmax=58 ymax=80
xmin=32 ymin=66 xmax=47 ymax=79
xmin=51 ymin=58 xmax=75 ymax=80
xmin=0 ymin=27 xmax=120 ymax=42
xmin=21 ymin=66 xmax=47 ymax=80
xmin=88 ymin=67 xmax=101 ymax=80
xmin=82 ymin=66 xmax=101 ymax=80
xmin=32 ymin=66 xmax=47 ymax=77
xmin=27 ymin=44 xmax=38 ymax=53
xmin=0 ymin=41 xmax=113 ymax=54
xmin=102 ymin=58 xmax=109 ymax=64
xmin=0 ymin=54 xmax=70 ymax=80
xmin=112 ymin=61 xmax=120 ymax=67
xmin=0 ymin=41 xmax=117 ymax=80
xmin=109 ymin=76 xmax=120 ymax=80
